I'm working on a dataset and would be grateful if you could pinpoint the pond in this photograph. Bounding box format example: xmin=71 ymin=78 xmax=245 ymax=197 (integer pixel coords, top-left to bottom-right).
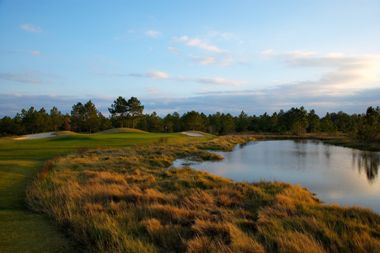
xmin=173 ymin=140 xmax=380 ymax=213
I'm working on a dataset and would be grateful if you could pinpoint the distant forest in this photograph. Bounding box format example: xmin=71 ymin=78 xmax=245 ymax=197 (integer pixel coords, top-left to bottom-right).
xmin=1 ymin=96 xmax=379 ymax=141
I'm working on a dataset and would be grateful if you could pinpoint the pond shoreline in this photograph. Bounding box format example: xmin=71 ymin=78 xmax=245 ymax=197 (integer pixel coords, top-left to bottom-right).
xmin=239 ymin=133 xmax=380 ymax=152
xmin=174 ymin=138 xmax=380 ymax=213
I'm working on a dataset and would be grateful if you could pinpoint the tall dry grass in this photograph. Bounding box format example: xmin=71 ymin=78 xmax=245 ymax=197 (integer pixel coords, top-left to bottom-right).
xmin=27 ymin=136 xmax=380 ymax=252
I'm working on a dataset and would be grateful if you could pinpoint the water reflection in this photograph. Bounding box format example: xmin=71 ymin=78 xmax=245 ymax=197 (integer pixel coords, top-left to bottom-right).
xmin=173 ymin=140 xmax=380 ymax=213
xmin=293 ymin=141 xmax=308 ymax=157
xmin=353 ymin=151 xmax=380 ymax=183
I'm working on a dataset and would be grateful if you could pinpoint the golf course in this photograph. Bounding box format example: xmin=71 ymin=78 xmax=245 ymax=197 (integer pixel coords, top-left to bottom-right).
xmin=1 ymin=130 xmax=380 ymax=253
xmin=0 ymin=129 xmax=206 ymax=252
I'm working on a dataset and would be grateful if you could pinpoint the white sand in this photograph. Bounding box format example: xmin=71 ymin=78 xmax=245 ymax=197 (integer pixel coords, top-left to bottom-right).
xmin=181 ymin=131 xmax=204 ymax=137
xmin=15 ymin=132 xmax=57 ymax=140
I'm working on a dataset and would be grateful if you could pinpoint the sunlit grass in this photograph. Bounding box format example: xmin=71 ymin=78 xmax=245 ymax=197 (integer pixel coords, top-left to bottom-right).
xmin=27 ymin=135 xmax=380 ymax=252
xmin=0 ymin=131 xmax=207 ymax=252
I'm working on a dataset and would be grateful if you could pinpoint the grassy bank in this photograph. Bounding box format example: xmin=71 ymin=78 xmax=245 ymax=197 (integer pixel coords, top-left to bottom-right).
xmin=0 ymin=131 xmax=204 ymax=252
xmin=27 ymin=136 xmax=380 ymax=253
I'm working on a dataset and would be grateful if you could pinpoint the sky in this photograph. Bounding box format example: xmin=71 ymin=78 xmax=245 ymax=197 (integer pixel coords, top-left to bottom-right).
xmin=1 ymin=0 xmax=380 ymax=117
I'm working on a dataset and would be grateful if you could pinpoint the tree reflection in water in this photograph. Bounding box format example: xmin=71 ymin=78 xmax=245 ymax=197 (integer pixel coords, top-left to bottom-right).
xmin=353 ymin=151 xmax=380 ymax=183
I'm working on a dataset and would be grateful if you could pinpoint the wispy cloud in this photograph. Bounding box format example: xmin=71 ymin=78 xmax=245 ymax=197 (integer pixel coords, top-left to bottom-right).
xmin=129 ymin=70 xmax=244 ymax=86
xmin=146 ymin=70 xmax=169 ymax=79
xmin=145 ymin=30 xmax=161 ymax=38
xmin=0 ymin=72 xmax=44 ymax=84
xmin=175 ymin=35 xmax=224 ymax=53
xmin=129 ymin=70 xmax=169 ymax=80
xmin=188 ymin=54 xmax=246 ymax=66
xmin=191 ymin=77 xmax=243 ymax=86
xmin=171 ymin=34 xmax=248 ymax=66
xmin=261 ymin=50 xmax=380 ymax=96
xmin=19 ymin=23 xmax=42 ymax=33
xmin=189 ymin=55 xmax=216 ymax=65
xmin=1 ymin=87 xmax=380 ymax=118
xmin=0 ymin=70 xmax=58 ymax=85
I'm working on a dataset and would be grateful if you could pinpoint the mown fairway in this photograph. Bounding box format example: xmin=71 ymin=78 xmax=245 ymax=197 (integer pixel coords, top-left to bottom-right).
xmin=0 ymin=130 xmax=202 ymax=252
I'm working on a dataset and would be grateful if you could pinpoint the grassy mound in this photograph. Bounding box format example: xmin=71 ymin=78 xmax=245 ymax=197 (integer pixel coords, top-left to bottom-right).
xmin=53 ymin=130 xmax=81 ymax=137
xmin=27 ymin=136 xmax=380 ymax=253
xmin=99 ymin=128 xmax=149 ymax=134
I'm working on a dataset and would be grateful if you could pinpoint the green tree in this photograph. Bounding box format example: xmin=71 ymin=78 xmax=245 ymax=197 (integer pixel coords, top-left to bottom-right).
xmin=71 ymin=102 xmax=85 ymax=132
xmin=98 ymin=112 xmax=112 ymax=131
xmin=146 ymin=112 xmax=162 ymax=132
xmin=83 ymin=100 xmax=101 ymax=133
xmin=181 ymin=111 xmax=207 ymax=131
xmin=236 ymin=111 xmax=250 ymax=132
xmin=127 ymin=97 xmax=144 ymax=128
xmin=50 ymin=107 xmax=64 ymax=131
xmin=220 ymin=113 xmax=236 ymax=134
xmin=208 ymin=112 xmax=223 ymax=134
xmin=307 ymin=110 xmax=320 ymax=133
xmin=108 ymin=96 xmax=128 ymax=127
xmin=163 ymin=112 xmax=181 ymax=132
xmin=36 ymin=108 xmax=50 ymax=132
xmin=356 ymin=106 xmax=380 ymax=141
xmin=0 ymin=117 xmax=17 ymax=135
xmin=320 ymin=113 xmax=337 ymax=133
xmin=281 ymin=107 xmax=308 ymax=135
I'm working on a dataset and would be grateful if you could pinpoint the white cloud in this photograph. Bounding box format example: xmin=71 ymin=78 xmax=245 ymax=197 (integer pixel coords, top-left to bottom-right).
xmin=129 ymin=70 xmax=243 ymax=86
xmin=193 ymin=77 xmax=243 ymax=86
xmin=19 ymin=23 xmax=42 ymax=33
xmin=285 ymin=50 xmax=317 ymax=59
xmin=171 ymin=33 xmax=248 ymax=66
xmin=189 ymin=54 xmax=247 ymax=67
xmin=190 ymin=55 xmax=216 ymax=65
xmin=146 ymin=71 xmax=169 ymax=79
xmin=262 ymin=50 xmax=380 ymax=96
xmin=145 ymin=30 xmax=161 ymax=38
xmin=176 ymin=35 xmax=224 ymax=53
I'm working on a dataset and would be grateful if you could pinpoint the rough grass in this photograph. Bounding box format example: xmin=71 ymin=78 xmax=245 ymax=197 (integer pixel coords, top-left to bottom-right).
xmin=99 ymin=128 xmax=149 ymax=134
xmin=0 ymin=131 xmax=204 ymax=252
xmin=27 ymin=136 xmax=380 ymax=253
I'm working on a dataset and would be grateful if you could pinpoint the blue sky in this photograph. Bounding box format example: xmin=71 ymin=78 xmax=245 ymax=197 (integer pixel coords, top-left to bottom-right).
xmin=1 ymin=0 xmax=380 ymax=116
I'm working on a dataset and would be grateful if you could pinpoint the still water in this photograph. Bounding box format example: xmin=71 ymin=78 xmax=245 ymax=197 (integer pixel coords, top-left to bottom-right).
xmin=174 ymin=140 xmax=380 ymax=212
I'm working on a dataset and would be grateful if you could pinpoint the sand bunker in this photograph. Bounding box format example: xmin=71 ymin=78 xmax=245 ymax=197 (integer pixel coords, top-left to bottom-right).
xmin=181 ymin=131 xmax=204 ymax=137
xmin=15 ymin=132 xmax=56 ymax=140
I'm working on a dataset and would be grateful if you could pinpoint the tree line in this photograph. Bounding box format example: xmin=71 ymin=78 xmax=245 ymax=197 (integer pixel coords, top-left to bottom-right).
xmin=0 ymin=96 xmax=379 ymax=141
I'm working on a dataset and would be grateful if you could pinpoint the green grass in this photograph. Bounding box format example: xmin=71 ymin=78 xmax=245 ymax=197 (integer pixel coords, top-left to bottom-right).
xmin=0 ymin=131 xmax=209 ymax=253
